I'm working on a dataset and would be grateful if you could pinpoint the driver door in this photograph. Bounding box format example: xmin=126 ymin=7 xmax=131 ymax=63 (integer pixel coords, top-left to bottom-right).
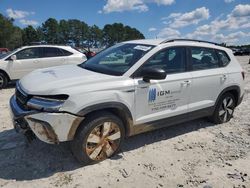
xmin=9 ymin=47 xmax=42 ymax=79
xmin=134 ymin=47 xmax=192 ymax=125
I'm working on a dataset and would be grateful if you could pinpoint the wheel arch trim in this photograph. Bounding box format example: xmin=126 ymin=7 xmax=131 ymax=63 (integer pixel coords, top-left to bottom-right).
xmin=76 ymin=102 xmax=133 ymax=137
xmin=215 ymin=85 xmax=241 ymax=107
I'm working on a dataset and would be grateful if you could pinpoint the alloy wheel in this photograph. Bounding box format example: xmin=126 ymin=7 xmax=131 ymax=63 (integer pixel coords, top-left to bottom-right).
xmin=219 ymin=97 xmax=234 ymax=122
xmin=86 ymin=121 xmax=121 ymax=161
xmin=0 ymin=76 xmax=4 ymax=87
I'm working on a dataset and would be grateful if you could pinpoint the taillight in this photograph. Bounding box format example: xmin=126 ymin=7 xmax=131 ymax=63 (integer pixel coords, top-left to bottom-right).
xmin=241 ymin=71 xmax=245 ymax=80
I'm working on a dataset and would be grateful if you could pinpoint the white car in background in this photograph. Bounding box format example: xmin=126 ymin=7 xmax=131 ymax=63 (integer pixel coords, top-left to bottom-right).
xmin=0 ymin=45 xmax=87 ymax=88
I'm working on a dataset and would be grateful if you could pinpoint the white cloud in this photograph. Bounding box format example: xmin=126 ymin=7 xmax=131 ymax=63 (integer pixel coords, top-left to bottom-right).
xmin=167 ymin=13 xmax=181 ymax=19
xmin=102 ymin=0 xmax=148 ymax=13
xmin=187 ymin=4 xmax=250 ymax=38
xmin=153 ymin=0 xmax=175 ymax=6
xmin=241 ymin=22 xmax=250 ymax=29
xmin=164 ymin=7 xmax=210 ymax=28
xmin=212 ymin=31 xmax=250 ymax=44
xmin=6 ymin=8 xmax=31 ymax=19
xmin=157 ymin=28 xmax=180 ymax=39
xmin=101 ymin=0 xmax=175 ymax=13
xmin=232 ymin=4 xmax=250 ymax=17
xmin=148 ymin=27 xmax=157 ymax=32
xmin=6 ymin=8 xmax=38 ymax=26
xmin=224 ymin=0 xmax=234 ymax=3
xmin=19 ymin=19 xmax=38 ymax=26
xmin=156 ymin=4 xmax=250 ymax=45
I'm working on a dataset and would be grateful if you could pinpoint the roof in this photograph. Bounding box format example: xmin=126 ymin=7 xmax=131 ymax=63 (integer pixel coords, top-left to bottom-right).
xmin=124 ymin=38 xmax=230 ymax=51
xmin=123 ymin=39 xmax=165 ymax=46
xmin=20 ymin=45 xmax=72 ymax=49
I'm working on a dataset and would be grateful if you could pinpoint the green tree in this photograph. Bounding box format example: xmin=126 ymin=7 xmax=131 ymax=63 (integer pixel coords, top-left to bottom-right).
xmin=102 ymin=23 xmax=145 ymax=47
xmin=22 ymin=25 xmax=39 ymax=45
xmin=0 ymin=13 xmax=22 ymax=49
xmin=36 ymin=26 xmax=45 ymax=42
xmin=68 ymin=19 xmax=89 ymax=47
xmin=58 ymin=19 xmax=70 ymax=44
xmin=41 ymin=18 xmax=60 ymax=44
xmin=87 ymin=25 xmax=102 ymax=48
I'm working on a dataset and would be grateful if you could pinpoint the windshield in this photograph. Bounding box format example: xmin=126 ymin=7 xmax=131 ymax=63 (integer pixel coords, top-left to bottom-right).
xmin=79 ymin=43 xmax=154 ymax=76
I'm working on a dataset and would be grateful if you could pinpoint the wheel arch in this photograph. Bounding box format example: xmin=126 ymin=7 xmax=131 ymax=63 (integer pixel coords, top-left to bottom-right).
xmin=70 ymin=102 xmax=133 ymax=139
xmin=215 ymin=85 xmax=241 ymax=108
xmin=0 ymin=69 xmax=10 ymax=81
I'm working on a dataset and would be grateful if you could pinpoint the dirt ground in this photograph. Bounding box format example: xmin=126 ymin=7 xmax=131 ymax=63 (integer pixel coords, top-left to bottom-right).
xmin=0 ymin=56 xmax=250 ymax=188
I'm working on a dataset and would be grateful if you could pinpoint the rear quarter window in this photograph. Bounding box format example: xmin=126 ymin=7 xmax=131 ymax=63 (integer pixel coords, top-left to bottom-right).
xmin=61 ymin=49 xmax=73 ymax=56
xmin=217 ymin=50 xmax=230 ymax=67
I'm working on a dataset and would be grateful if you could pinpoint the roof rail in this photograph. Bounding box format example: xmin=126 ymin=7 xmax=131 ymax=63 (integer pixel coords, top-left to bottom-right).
xmin=160 ymin=39 xmax=220 ymax=46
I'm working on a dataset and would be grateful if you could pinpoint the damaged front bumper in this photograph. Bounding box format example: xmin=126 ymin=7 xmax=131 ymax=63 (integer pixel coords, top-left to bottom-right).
xmin=9 ymin=95 xmax=84 ymax=144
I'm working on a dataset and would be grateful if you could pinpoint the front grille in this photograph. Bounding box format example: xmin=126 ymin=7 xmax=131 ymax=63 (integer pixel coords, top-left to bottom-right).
xmin=16 ymin=89 xmax=27 ymax=104
xmin=15 ymin=83 xmax=30 ymax=110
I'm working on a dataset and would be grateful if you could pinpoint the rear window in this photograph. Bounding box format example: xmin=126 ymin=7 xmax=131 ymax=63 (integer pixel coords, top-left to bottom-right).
xmin=217 ymin=50 xmax=230 ymax=67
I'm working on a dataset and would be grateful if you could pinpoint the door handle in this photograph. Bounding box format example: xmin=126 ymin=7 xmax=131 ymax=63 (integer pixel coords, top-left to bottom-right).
xmin=138 ymin=86 xmax=148 ymax=89
xmin=33 ymin=60 xmax=39 ymax=63
xmin=181 ymin=80 xmax=191 ymax=86
xmin=221 ymin=74 xmax=227 ymax=81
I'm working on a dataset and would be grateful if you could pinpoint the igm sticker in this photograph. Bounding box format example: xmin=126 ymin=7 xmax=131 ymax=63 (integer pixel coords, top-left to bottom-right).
xmin=148 ymin=88 xmax=156 ymax=102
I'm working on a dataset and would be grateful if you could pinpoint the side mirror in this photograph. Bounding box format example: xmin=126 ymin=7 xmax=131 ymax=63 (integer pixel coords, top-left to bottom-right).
xmin=10 ymin=55 xmax=17 ymax=61
xmin=141 ymin=67 xmax=167 ymax=82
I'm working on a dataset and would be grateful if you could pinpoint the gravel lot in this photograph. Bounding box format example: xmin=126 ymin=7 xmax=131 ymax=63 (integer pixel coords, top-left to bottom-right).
xmin=0 ymin=56 xmax=249 ymax=188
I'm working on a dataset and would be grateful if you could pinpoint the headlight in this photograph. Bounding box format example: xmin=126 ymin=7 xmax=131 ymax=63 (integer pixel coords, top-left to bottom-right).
xmin=27 ymin=95 xmax=69 ymax=112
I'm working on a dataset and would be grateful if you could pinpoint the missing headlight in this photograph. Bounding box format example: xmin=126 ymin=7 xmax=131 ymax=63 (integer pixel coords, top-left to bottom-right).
xmin=27 ymin=95 xmax=69 ymax=112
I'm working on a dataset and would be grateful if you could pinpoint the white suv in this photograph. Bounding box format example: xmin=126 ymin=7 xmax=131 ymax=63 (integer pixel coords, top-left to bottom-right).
xmin=0 ymin=45 xmax=87 ymax=88
xmin=9 ymin=39 xmax=245 ymax=164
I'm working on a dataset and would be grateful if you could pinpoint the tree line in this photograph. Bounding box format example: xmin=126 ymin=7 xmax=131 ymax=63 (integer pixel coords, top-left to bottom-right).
xmin=0 ymin=13 xmax=145 ymax=50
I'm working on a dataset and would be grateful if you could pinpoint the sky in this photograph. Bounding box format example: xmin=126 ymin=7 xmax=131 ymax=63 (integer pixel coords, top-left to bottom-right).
xmin=0 ymin=0 xmax=250 ymax=45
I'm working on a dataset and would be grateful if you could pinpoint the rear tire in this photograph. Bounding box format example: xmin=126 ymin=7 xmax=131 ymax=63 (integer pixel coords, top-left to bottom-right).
xmin=71 ymin=112 xmax=125 ymax=165
xmin=210 ymin=93 xmax=236 ymax=124
xmin=0 ymin=72 xmax=8 ymax=89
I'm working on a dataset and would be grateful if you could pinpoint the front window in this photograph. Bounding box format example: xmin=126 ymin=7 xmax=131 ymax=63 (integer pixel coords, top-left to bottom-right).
xmin=15 ymin=48 xmax=41 ymax=60
xmin=79 ymin=43 xmax=154 ymax=76
xmin=137 ymin=47 xmax=186 ymax=75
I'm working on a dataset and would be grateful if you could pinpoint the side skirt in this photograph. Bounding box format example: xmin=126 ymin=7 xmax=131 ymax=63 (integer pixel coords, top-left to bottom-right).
xmin=129 ymin=106 xmax=214 ymax=136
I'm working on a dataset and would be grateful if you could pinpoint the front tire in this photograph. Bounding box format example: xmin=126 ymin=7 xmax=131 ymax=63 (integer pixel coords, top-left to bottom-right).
xmin=210 ymin=93 xmax=236 ymax=124
xmin=0 ymin=72 xmax=8 ymax=89
xmin=71 ymin=112 xmax=125 ymax=165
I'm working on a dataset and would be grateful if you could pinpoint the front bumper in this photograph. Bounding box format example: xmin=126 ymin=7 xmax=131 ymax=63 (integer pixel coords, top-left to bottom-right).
xmin=10 ymin=95 xmax=84 ymax=144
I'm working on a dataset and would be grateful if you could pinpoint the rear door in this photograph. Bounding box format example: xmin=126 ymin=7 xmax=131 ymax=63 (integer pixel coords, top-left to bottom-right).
xmin=188 ymin=46 xmax=229 ymax=112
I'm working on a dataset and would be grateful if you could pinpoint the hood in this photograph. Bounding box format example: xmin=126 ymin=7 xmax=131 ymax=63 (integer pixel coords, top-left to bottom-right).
xmin=19 ymin=65 xmax=118 ymax=95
